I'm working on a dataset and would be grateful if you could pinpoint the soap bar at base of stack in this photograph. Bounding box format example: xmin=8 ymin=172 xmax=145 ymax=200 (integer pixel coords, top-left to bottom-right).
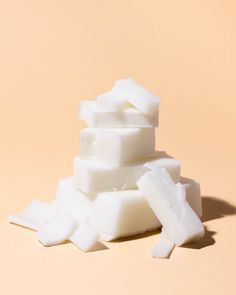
xmin=80 ymin=127 xmax=155 ymax=166
xmin=137 ymin=168 xmax=205 ymax=246
xmin=74 ymin=154 xmax=181 ymax=193
xmin=80 ymin=101 xmax=159 ymax=128
xmin=54 ymin=177 xmax=202 ymax=241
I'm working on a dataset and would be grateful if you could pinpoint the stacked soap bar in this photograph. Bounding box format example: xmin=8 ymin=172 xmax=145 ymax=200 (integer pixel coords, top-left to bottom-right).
xmin=9 ymin=78 xmax=204 ymax=256
xmin=55 ymin=78 xmax=202 ymax=240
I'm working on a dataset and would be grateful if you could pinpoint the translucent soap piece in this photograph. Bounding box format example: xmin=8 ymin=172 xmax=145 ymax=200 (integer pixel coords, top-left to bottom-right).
xmin=151 ymin=229 xmax=175 ymax=258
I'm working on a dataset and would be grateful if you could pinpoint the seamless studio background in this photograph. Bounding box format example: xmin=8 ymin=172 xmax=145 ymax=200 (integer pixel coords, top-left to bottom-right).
xmin=0 ymin=1 xmax=236 ymax=295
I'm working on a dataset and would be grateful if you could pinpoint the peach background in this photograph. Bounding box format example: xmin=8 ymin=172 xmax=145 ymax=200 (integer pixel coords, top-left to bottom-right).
xmin=0 ymin=1 xmax=236 ymax=294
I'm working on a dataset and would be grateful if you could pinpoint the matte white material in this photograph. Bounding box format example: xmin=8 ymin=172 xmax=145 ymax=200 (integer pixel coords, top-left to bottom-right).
xmin=97 ymin=91 xmax=132 ymax=111
xmin=151 ymin=229 xmax=175 ymax=258
xmin=80 ymin=127 xmax=155 ymax=166
xmin=80 ymin=101 xmax=159 ymax=128
xmin=8 ymin=200 xmax=52 ymax=231
xmin=37 ymin=207 xmax=77 ymax=246
xmin=97 ymin=79 xmax=160 ymax=115
xmin=137 ymin=168 xmax=205 ymax=246
xmin=74 ymin=153 xmax=181 ymax=193
xmin=70 ymin=224 xmax=100 ymax=252
xmin=54 ymin=177 xmax=202 ymax=241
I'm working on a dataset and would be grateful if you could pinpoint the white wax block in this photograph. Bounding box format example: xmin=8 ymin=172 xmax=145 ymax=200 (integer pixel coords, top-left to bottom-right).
xmin=151 ymin=229 xmax=175 ymax=258
xmin=137 ymin=168 xmax=205 ymax=246
xmin=8 ymin=200 xmax=52 ymax=231
xmin=181 ymin=177 xmax=202 ymax=218
xmin=80 ymin=101 xmax=159 ymax=128
xmin=74 ymin=153 xmax=181 ymax=193
xmin=37 ymin=207 xmax=77 ymax=246
xmin=70 ymin=223 xmax=100 ymax=252
xmin=54 ymin=177 xmax=160 ymax=241
xmin=97 ymin=79 xmax=160 ymax=115
xmin=80 ymin=127 xmax=155 ymax=166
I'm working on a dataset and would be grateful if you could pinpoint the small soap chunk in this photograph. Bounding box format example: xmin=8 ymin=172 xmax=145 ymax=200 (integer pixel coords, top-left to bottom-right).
xmin=74 ymin=153 xmax=181 ymax=193
xmin=97 ymin=79 xmax=160 ymax=115
xmin=137 ymin=168 xmax=205 ymax=246
xmin=70 ymin=223 xmax=100 ymax=252
xmin=80 ymin=101 xmax=159 ymax=128
xmin=37 ymin=207 xmax=77 ymax=246
xmin=8 ymin=200 xmax=52 ymax=231
xmin=80 ymin=127 xmax=155 ymax=166
xmin=151 ymin=229 xmax=175 ymax=258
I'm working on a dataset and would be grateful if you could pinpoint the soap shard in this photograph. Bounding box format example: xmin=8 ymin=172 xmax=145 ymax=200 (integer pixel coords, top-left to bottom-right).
xmin=37 ymin=207 xmax=77 ymax=246
xmin=80 ymin=101 xmax=159 ymax=128
xmin=70 ymin=223 xmax=100 ymax=252
xmin=8 ymin=200 xmax=52 ymax=231
xmin=80 ymin=127 xmax=155 ymax=166
xmin=137 ymin=168 xmax=205 ymax=246
xmin=74 ymin=153 xmax=181 ymax=193
xmin=151 ymin=229 xmax=175 ymax=258
xmin=97 ymin=79 xmax=160 ymax=115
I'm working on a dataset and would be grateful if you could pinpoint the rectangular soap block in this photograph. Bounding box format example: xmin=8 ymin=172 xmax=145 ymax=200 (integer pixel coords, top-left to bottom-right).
xmin=80 ymin=127 xmax=155 ymax=166
xmin=97 ymin=79 xmax=160 ymax=115
xmin=80 ymin=101 xmax=159 ymax=128
xmin=54 ymin=177 xmax=202 ymax=241
xmin=74 ymin=152 xmax=181 ymax=193
xmin=137 ymin=169 xmax=205 ymax=246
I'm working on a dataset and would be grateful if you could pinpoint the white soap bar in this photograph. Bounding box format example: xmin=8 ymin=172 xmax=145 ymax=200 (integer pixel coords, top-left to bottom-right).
xmin=37 ymin=207 xmax=77 ymax=246
xmin=74 ymin=153 xmax=181 ymax=193
xmin=151 ymin=229 xmax=175 ymax=258
xmin=8 ymin=200 xmax=52 ymax=231
xmin=54 ymin=177 xmax=202 ymax=241
xmin=181 ymin=177 xmax=202 ymax=218
xmin=80 ymin=101 xmax=159 ymax=128
xmin=97 ymin=79 xmax=160 ymax=115
xmin=137 ymin=168 xmax=205 ymax=246
xmin=70 ymin=223 xmax=100 ymax=252
xmin=80 ymin=127 xmax=155 ymax=166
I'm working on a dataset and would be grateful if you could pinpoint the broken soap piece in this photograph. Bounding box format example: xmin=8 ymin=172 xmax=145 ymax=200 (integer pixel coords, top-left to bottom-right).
xmin=37 ymin=206 xmax=77 ymax=246
xmin=70 ymin=223 xmax=100 ymax=252
xmin=80 ymin=101 xmax=159 ymax=128
xmin=151 ymin=229 xmax=175 ymax=258
xmin=8 ymin=200 xmax=52 ymax=231
xmin=137 ymin=168 xmax=205 ymax=246
xmin=74 ymin=153 xmax=181 ymax=193
xmin=80 ymin=127 xmax=155 ymax=166
xmin=97 ymin=79 xmax=160 ymax=115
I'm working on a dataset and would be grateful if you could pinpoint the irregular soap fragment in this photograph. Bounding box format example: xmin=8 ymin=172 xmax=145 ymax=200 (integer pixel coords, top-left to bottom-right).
xmin=97 ymin=79 xmax=160 ymax=114
xmin=74 ymin=154 xmax=181 ymax=193
xmin=37 ymin=207 xmax=77 ymax=246
xmin=97 ymin=91 xmax=133 ymax=111
xmin=151 ymin=229 xmax=175 ymax=258
xmin=8 ymin=200 xmax=52 ymax=231
xmin=137 ymin=168 xmax=205 ymax=246
xmin=80 ymin=101 xmax=159 ymax=128
xmin=70 ymin=223 xmax=100 ymax=252
xmin=80 ymin=128 xmax=155 ymax=166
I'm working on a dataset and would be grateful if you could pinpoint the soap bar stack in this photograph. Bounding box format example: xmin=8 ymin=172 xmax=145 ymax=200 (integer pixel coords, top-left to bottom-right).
xmin=9 ymin=78 xmax=204 ymax=256
xmin=54 ymin=79 xmax=201 ymax=241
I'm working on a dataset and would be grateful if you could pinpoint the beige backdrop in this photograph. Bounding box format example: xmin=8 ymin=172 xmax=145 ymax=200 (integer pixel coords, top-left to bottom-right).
xmin=0 ymin=1 xmax=236 ymax=294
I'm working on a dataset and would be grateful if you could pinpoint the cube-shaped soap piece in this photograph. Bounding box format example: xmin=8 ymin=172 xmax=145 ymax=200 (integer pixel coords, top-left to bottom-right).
xmin=74 ymin=153 xmax=181 ymax=193
xmin=181 ymin=177 xmax=202 ymax=218
xmin=97 ymin=79 xmax=160 ymax=115
xmin=137 ymin=168 xmax=205 ymax=246
xmin=80 ymin=101 xmax=159 ymax=128
xmin=53 ymin=177 xmax=202 ymax=241
xmin=80 ymin=127 xmax=155 ymax=166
